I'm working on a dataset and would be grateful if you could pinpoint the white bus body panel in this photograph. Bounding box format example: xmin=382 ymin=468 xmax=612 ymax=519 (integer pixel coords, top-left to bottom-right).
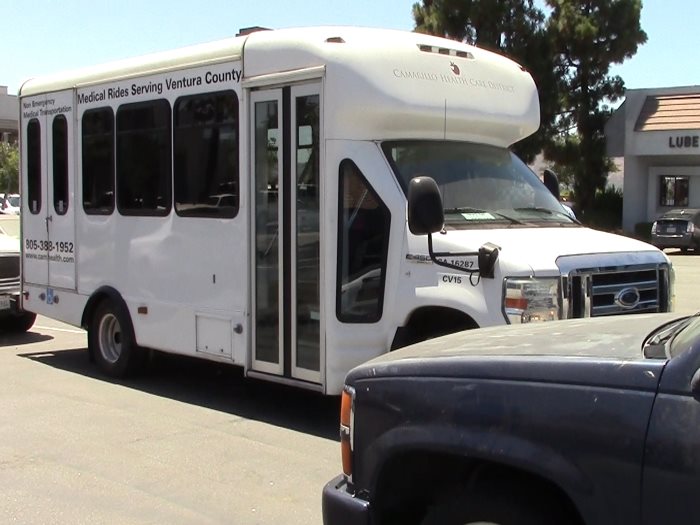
xmin=23 ymin=60 xmax=249 ymax=366
xmin=243 ymin=27 xmax=538 ymax=145
xmin=17 ymin=27 xmax=671 ymax=395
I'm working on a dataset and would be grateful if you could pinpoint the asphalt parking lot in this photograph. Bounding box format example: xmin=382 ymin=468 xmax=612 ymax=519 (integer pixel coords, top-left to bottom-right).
xmin=667 ymin=251 xmax=700 ymax=314
xmin=0 ymin=318 xmax=339 ymax=525
xmin=0 ymin=251 xmax=697 ymax=524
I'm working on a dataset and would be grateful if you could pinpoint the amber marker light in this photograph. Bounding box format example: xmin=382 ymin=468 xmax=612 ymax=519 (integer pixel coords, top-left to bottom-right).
xmin=340 ymin=385 xmax=355 ymax=478
xmin=504 ymin=296 xmax=528 ymax=311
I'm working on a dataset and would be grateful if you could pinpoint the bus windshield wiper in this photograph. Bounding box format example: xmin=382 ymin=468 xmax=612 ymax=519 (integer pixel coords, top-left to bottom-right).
xmin=514 ymin=207 xmax=579 ymax=223
xmin=514 ymin=206 xmax=555 ymax=215
xmin=444 ymin=207 xmax=525 ymax=225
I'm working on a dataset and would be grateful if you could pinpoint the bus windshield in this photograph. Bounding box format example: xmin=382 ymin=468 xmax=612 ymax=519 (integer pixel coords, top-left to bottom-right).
xmin=382 ymin=141 xmax=576 ymax=227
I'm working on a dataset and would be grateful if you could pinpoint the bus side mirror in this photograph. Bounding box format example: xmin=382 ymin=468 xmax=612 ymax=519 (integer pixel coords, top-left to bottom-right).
xmin=478 ymin=242 xmax=500 ymax=279
xmin=543 ymin=169 xmax=560 ymax=201
xmin=408 ymin=176 xmax=444 ymax=235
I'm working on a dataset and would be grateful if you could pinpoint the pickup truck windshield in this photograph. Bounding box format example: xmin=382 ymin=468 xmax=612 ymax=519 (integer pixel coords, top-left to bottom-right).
xmin=382 ymin=140 xmax=576 ymax=227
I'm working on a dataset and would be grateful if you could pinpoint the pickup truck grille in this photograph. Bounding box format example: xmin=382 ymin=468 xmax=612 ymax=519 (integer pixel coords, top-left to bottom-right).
xmin=564 ymin=265 xmax=671 ymax=318
xmin=0 ymin=254 xmax=20 ymax=294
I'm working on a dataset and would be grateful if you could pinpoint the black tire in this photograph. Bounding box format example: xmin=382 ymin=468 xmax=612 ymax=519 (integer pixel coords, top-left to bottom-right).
xmin=0 ymin=311 xmax=37 ymax=333
xmin=88 ymin=299 xmax=142 ymax=377
xmin=421 ymin=485 xmax=565 ymax=525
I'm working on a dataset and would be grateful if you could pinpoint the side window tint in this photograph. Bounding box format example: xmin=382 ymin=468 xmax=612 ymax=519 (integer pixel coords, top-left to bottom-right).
xmin=82 ymin=108 xmax=115 ymax=214
xmin=116 ymin=100 xmax=172 ymax=216
xmin=174 ymin=91 xmax=239 ymax=218
xmin=52 ymin=115 xmax=69 ymax=215
xmin=337 ymin=160 xmax=391 ymax=323
xmin=27 ymin=119 xmax=42 ymax=215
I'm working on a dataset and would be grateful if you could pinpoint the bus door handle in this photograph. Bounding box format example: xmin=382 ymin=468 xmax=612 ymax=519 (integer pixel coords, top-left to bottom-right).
xmin=45 ymin=215 xmax=53 ymax=232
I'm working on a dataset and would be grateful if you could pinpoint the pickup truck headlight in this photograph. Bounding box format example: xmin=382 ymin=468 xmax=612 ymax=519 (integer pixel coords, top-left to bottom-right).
xmin=340 ymin=385 xmax=355 ymax=479
xmin=503 ymin=277 xmax=560 ymax=324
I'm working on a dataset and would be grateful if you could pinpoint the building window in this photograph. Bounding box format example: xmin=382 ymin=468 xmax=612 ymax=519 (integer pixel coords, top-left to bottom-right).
xmin=174 ymin=91 xmax=239 ymax=218
xmin=82 ymin=108 xmax=115 ymax=215
xmin=116 ymin=100 xmax=172 ymax=216
xmin=660 ymin=176 xmax=689 ymax=207
xmin=336 ymin=160 xmax=391 ymax=323
xmin=26 ymin=119 xmax=42 ymax=214
xmin=52 ymin=115 xmax=69 ymax=215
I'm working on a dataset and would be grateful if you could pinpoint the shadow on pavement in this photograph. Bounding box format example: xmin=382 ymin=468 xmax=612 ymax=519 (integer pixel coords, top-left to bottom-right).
xmin=0 ymin=331 xmax=53 ymax=346
xmin=18 ymin=346 xmax=340 ymax=441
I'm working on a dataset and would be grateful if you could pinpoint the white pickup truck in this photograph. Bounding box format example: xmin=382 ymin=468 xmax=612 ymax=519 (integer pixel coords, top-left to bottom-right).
xmin=0 ymin=216 xmax=35 ymax=332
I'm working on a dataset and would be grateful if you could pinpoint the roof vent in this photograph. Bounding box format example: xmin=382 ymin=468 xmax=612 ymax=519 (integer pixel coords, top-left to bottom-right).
xmin=237 ymin=26 xmax=271 ymax=37
xmin=326 ymin=36 xmax=346 ymax=44
xmin=417 ymin=44 xmax=474 ymax=59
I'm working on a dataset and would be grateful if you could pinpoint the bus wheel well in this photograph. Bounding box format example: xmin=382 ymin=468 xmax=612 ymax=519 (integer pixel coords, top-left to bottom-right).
xmin=391 ymin=307 xmax=478 ymax=349
xmin=372 ymin=452 xmax=584 ymax=525
xmin=81 ymin=287 xmax=129 ymax=360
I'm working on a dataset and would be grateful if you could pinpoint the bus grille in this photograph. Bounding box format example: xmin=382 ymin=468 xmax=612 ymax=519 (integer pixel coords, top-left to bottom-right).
xmin=0 ymin=255 xmax=20 ymax=294
xmin=564 ymin=265 xmax=670 ymax=318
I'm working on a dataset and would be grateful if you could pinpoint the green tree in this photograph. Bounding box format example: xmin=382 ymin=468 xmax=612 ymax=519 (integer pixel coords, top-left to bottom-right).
xmin=545 ymin=0 xmax=646 ymax=217
xmin=0 ymin=142 xmax=19 ymax=194
xmin=412 ymin=0 xmax=559 ymax=163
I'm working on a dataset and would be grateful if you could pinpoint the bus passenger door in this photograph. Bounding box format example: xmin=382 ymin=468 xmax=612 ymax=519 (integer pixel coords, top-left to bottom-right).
xmin=21 ymin=91 xmax=76 ymax=293
xmin=45 ymin=90 xmax=76 ymax=291
xmin=250 ymin=83 xmax=323 ymax=386
xmin=21 ymin=95 xmax=49 ymax=289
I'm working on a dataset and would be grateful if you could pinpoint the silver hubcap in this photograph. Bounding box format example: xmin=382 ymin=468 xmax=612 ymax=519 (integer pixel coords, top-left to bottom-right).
xmin=98 ymin=313 xmax=122 ymax=364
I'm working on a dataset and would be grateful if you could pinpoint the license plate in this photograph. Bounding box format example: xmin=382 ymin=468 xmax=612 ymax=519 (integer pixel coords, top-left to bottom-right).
xmin=667 ymin=226 xmax=677 ymax=234
xmin=0 ymin=296 xmax=10 ymax=311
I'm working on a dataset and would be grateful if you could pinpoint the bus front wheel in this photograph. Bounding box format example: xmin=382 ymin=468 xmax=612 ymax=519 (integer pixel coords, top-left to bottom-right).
xmin=89 ymin=299 xmax=142 ymax=377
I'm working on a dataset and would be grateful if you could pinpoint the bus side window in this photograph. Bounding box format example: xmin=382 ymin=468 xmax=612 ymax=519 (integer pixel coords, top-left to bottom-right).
xmin=116 ymin=100 xmax=172 ymax=216
xmin=82 ymin=108 xmax=115 ymax=215
xmin=174 ymin=91 xmax=239 ymax=218
xmin=53 ymin=115 xmax=69 ymax=215
xmin=336 ymin=159 xmax=391 ymax=323
xmin=26 ymin=119 xmax=42 ymax=215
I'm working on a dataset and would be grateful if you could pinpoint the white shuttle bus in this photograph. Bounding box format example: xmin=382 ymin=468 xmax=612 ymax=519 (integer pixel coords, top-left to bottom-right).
xmin=19 ymin=27 xmax=672 ymax=394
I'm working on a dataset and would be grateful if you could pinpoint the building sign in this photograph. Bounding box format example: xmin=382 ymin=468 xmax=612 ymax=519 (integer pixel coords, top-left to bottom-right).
xmin=669 ymin=135 xmax=700 ymax=149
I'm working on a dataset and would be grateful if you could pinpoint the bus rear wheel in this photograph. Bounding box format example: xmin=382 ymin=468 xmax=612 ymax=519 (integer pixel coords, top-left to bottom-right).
xmin=89 ymin=299 xmax=142 ymax=377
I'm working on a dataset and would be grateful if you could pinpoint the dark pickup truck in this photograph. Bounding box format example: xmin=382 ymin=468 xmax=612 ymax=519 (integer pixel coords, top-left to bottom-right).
xmin=322 ymin=312 xmax=700 ymax=525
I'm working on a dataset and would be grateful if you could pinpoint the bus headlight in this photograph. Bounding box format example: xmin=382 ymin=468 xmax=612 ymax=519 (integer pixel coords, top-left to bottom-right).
xmin=503 ymin=277 xmax=560 ymax=324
